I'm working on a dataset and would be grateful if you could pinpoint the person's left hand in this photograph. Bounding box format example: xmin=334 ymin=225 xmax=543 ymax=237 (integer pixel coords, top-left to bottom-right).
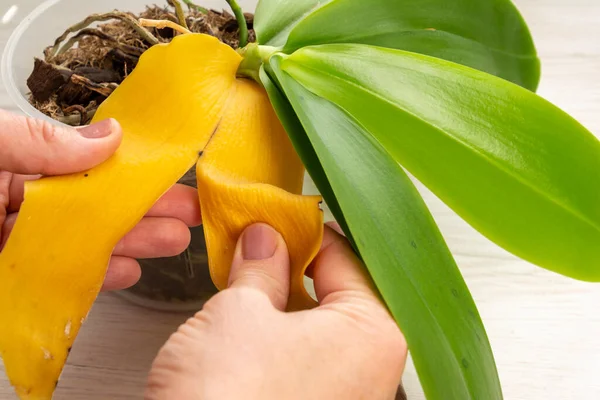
xmin=0 ymin=110 xmax=202 ymax=291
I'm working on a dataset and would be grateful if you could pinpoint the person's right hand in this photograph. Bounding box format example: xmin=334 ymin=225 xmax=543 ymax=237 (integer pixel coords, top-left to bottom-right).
xmin=146 ymin=223 xmax=407 ymax=400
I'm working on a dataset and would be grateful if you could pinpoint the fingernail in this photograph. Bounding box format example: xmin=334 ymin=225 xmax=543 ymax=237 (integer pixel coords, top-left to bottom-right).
xmin=242 ymin=224 xmax=278 ymax=260
xmin=78 ymin=118 xmax=118 ymax=139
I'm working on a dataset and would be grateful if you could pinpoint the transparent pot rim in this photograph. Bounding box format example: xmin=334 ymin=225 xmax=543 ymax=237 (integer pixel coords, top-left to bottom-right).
xmin=1 ymin=0 xmax=68 ymax=125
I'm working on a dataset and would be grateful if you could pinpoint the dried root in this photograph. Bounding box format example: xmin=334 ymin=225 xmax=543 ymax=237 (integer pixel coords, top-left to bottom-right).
xmin=55 ymin=29 xmax=143 ymax=58
xmin=46 ymin=12 xmax=159 ymax=60
xmin=139 ymin=19 xmax=192 ymax=35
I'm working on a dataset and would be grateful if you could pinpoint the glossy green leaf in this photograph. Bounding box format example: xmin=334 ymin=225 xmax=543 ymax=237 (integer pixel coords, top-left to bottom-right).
xmin=269 ymin=54 xmax=502 ymax=400
xmin=280 ymin=44 xmax=600 ymax=282
xmin=282 ymin=0 xmax=540 ymax=90
xmin=254 ymin=0 xmax=331 ymax=46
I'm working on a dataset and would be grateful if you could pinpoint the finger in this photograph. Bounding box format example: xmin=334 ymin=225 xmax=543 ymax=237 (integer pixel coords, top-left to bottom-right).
xmin=146 ymin=184 xmax=202 ymax=227
xmin=101 ymin=256 xmax=141 ymax=291
xmin=113 ymin=217 xmax=191 ymax=259
xmin=313 ymin=226 xmax=379 ymax=306
xmin=7 ymin=174 xmax=41 ymax=213
xmin=0 ymin=111 xmax=122 ymax=175
xmin=305 ymin=221 xmax=346 ymax=279
xmin=228 ymin=223 xmax=290 ymax=311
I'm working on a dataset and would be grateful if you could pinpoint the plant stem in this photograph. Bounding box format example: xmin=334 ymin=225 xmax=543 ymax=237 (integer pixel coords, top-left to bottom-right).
xmin=182 ymin=0 xmax=208 ymax=13
xmin=167 ymin=0 xmax=189 ymax=29
xmin=225 ymin=0 xmax=248 ymax=47
xmin=236 ymin=43 xmax=278 ymax=82
xmin=139 ymin=19 xmax=192 ymax=35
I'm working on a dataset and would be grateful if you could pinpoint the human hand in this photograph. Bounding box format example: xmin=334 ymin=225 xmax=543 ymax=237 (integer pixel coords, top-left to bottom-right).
xmin=0 ymin=109 xmax=201 ymax=291
xmin=146 ymin=223 xmax=408 ymax=400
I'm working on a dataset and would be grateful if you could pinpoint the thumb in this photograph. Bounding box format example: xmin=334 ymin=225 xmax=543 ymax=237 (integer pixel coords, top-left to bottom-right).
xmin=228 ymin=223 xmax=291 ymax=311
xmin=313 ymin=226 xmax=381 ymax=306
xmin=0 ymin=109 xmax=122 ymax=175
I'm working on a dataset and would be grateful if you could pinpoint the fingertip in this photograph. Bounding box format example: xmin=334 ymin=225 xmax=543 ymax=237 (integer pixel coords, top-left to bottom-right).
xmin=148 ymin=184 xmax=202 ymax=227
xmin=75 ymin=118 xmax=123 ymax=163
xmin=313 ymin=226 xmax=377 ymax=306
xmin=239 ymin=223 xmax=280 ymax=261
xmin=114 ymin=217 xmax=191 ymax=259
xmin=5 ymin=117 xmax=124 ymax=175
xmin=306 ymin=225 xmax=344 ymax=279
xmin=77 ymin=118 xmax=122 ymax=140
xmin=155 ymin=218 xmax=191 ymax=257
xmin=102 ymin=256 xmax=141 ymax=292
xmin=228 ymin=223 xmax=290 ymax=311
xmin=34 ymin=118 xmax=124 ymax=176
xmin=319 ymin=224 xmax=347 ymax=252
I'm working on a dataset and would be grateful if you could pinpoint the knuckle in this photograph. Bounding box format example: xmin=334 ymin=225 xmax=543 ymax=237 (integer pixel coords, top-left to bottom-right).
xmin=174 ymin=314 xmax=208 ymax=342
xmin=25 ymin=117 xmax=60 ymax=145
xmin=235 ymin=263 xmax=287 ymax=296
xmin=208 ymin=287 xmax=250 ymax=307
xmin=22 ymin=117 xmax=66 ymax=174
xmin=371 ymin=315 xmax=407 ymax=362
xmin=382 ymin=325 xmax=407 ymax=357
xmin=330 ymin=296 xmax=407 ymax=357
xmin=246 ymin=270 xmax=287 ymax=299
xmin=212 ymin=286 xmax=272 ymax=311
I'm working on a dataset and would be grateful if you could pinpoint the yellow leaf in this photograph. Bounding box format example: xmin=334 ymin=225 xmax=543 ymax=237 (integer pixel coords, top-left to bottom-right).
xmin=0 ymin=33 xmax=322 ymax=398
xmin=197 ymin=78 xmax=323 ymax=311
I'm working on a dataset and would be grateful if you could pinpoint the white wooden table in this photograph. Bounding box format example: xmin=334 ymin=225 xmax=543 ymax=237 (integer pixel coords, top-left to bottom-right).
xmin=1 ymin=0 xmax=599 ymax=399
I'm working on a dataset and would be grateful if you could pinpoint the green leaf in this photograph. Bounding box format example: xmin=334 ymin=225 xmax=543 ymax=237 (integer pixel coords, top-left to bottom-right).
xmin=282 ymin=0 xmax=540 ymax=90
xmin=254 ymin=0 xmax=331 ymax=47
xmin=269 ymin=54 xmax=502 ymax=400
xmin=280 ymin=44 xmax=600 ymax=282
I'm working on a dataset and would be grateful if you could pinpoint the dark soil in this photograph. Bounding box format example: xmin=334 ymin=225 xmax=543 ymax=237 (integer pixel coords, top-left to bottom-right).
xmin=27 ymin=3 xmax=255 ymax=126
